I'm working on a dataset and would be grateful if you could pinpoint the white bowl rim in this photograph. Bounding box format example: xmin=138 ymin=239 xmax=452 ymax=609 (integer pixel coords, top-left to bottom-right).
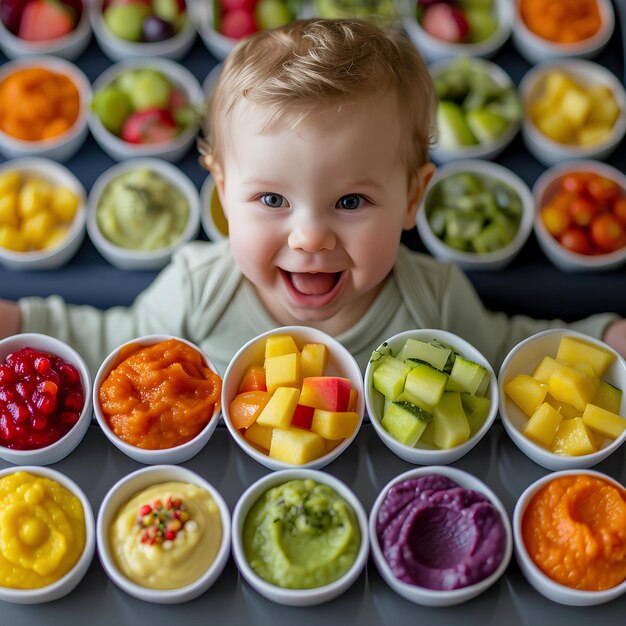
xmin=200 ymin=173 xmax=228 ymax=242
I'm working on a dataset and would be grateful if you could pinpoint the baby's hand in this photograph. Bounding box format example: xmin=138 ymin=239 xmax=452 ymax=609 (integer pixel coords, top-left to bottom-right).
xmin=603 ymin=319 xmax=626 ymax=359
xmin=0 ymin=301 xmax=20 ymax=339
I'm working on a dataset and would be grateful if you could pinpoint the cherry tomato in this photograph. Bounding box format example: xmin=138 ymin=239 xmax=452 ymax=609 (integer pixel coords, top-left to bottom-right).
xmin=551 ymin=191 xmax=578 ymax=212
xmin=587 ymin=176 xmax=621 ymax=204
xmin=561 ymin=172 xmax=592 ymax=194
xmin=559 ymin=227 xmax=593 ymax=255
xmin=541 ymin=203 xmax=570 ymax=236
xmin=568 ymin=197 xmax=598 ymax=227
xmin=613 ymin=197 xmax=626 ymax=225
xmin=590 ymin=213 xmax=626 ymax=252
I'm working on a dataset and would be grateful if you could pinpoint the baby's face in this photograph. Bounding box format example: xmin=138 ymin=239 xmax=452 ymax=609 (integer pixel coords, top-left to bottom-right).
xmin=215 ymin=95 xmax=433 ymax=335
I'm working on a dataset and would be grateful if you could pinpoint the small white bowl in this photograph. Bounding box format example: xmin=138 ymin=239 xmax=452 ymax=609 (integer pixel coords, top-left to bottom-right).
xmin=0 ymin=157 xmax=87 ymax=270
xmin=416 ymin=160 xmax=534 ymax=271
xmin=202 ymin=63 xmax=222 ymax=100
xmin=231 ymin=468 xmax=369 ymax=606
xmin=87 ymin=158 xmax=200 ymax=270
xmin=0 ymin=1 xmax=91 ymax=60
xmin=190 ymin=0 xmax=237 ymax=61
xmin=93 ymin=334 xmax=221 ymax=464
xmin=200 ymin=174 xmax=228 ymax=241
xmin=0 ymin=333 xmax=92 ymax=466
xmin=429 ymin=58 xmax=521 ymax=164
xmin=498 ymin=328 xmax=626 ymax=471
xmin=403 ymin=0 xmax=513 ymax=62
xmin=513 ymin=469 xmax=626 ymax=605
xmin=88 ymin=58 xmax=203 ymax=163
xmin=364 ymin=329 xmax=498 ymax=465
xmin=512 ymin=0 xmax=614 ymax=64
xmin=520 ymin=59 xmax=626 ymax=167
xmin=89 ymin=0 xmax=196 ymax=61
xmin=0 ymin=56 xmax=90 ymax=162
xmin=222 ymin=326 xmax=365 ymax=471
xmin=533 ymin=159 xmax=626 ymax=272
xmin=369 ymin=466 xmax=512 ymax=606
xmin=97 ymin=464 xmax=231 ymax=603
xmin=0 ymin=465 xmax=95 ymax=604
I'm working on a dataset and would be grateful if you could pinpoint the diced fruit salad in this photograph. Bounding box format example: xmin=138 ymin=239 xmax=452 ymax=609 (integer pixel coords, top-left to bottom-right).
xmin=212 ymin=0 xmax=302 ymax=40
xmin=0 ymin=0 xmax=82 ymax=41
xmin=504 ymin=336 xmax=624 ymax=456
xmin=540 ymin=171 xmax=626 ymax=255
xmin=528 ymin=70 xmax=621 ymax=147
xmin=0 ymin=170 xmax=80 ymax=253
xmin=434 ymin=58 xmax=521 ymax=151
xmin=103 ymin=0 xmax=186 ymax=43
xmin=92 ymin=69 xmax=195 ymax=144
xmin=425 ymin=171 xmax=523 ymax=254
xmin=417 ymin=0 xmax=498 ymax=44
xmin=315 ymin=0 xmax=397 ymax=25
xmin=228 ymin=333 xmax=360 ymax=465
xmin=369 ymin=337 xmax=491 ymax=450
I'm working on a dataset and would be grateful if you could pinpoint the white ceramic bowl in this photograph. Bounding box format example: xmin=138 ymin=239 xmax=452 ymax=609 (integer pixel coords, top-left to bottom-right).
xmin=0 ymin=465 xmax=95 ymax=604
xmin=403 ymin=0 xmax=513 ymax=62
xmin=429 ymin=58 xmax=521 ymax=164
xmin=93 ymin=334 xmax=222 ymax=464
xmin=87 ymin=158 xmax=201 ymax=270
xmin=0 ymin=157 xmax=87 ymax=270
xmin=0 ymin=333 xmax=92 ymax=466
xmin=498 ymin=328 xmax=626 ymax=471
xmin=369 ymin=466 xmax=512 ymax=606
xmin=416 ymin=160 xmax=534 ymax=271
xmin=88 ymin=58 xmax=203 ymax=163
xmin=202 ymin=63 xmax=222 ymax=100
xmin=0 ymin=1 xmax=91 ymax=60
xmin=231 ymin=468 xmax=369 ymax=606
xmin=0 ymin=56 xmax=90 ymax=162
xmin=222 ymin=326 xmax=365 ymax=471
xmin=364 ymin=329 xmax=498 ymax=465
xmin=89 ymin=0 xmax=196 ymax=61
xmin=520 ymin=59 xmax=626 ymax=167
xmin=533 ymin=159 xmax=626 ymax=272
xmin=97 ymin=464 xmax=231 ymax=603
xmin=512 ymin=0 xmax=614 ymax=64
xmin=200 ymin=174 xmax=228 ymax=241
xmin=513 ymin=468 xmax=626 ymax=605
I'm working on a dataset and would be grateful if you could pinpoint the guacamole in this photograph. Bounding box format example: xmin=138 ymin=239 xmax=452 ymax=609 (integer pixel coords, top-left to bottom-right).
xmin=96 ymin=168 xmax=189 ymax=251
xmin=243 ymin=479 xmax=360 ymax=589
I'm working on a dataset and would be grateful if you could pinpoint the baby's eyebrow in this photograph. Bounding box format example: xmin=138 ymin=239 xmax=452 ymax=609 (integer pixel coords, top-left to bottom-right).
xmin=240 ymin=178 xmax=283 ymax=187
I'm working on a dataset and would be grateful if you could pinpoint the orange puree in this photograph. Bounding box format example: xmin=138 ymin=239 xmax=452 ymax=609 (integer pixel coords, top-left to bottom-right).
xmin=98 ymin=339 xmax=221 ymax=450
xmin=522 ymin=475 xmax=626 ymax=591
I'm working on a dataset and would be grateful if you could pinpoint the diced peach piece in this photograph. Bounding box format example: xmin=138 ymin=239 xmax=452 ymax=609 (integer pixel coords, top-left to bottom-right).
xmin=300 ymin=343 xmax=328 ymax=379
xmin=347 ymin=388 xmax=358 ymax=412
xmin=264 ymin=334 xmax=299 ymax=359
xmin=523 ymin=403 xmax=563 ymax=449
xmin=582 ymin=404 xmax=626 ymax=440
xmin=229 ymin=390 xmax=271 ymax=429
xmin=532 ymin=356 xmax=563 ymax=384
xmin=264 ymin=352 xmax=300 ymax=395
xmin=244 ymin=422 xmax=273 ymax=451
xmin=552 ymin=418 xmax=597 ymax=456
xmin=311 ymin=409 xmax=360 ymax=440
xmin=269 ymin=428 xmax=325 ymax=464
xmin=238 ymin=365 xmax=267 ymax=393
xmin=256 ymin=387 xmax=300 ymax=429
xmin=504 ymin=374 xmax=548 ymax=416
xmin=556 ymin=336 xmax=615 ymax=377
xmin=299 ymin=376 xmax=351 ymax=412
xmin=548 ymin=366 xmax=599 ymax=411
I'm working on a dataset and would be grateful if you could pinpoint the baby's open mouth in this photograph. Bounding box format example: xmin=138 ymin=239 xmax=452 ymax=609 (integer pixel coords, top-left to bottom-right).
xmin=287 ymin=271 xmax=341 ymax=296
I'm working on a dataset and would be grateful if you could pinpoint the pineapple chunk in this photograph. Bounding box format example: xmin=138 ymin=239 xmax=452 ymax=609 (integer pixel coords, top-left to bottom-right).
xmin=0 ymin=193 xmax=19 ymax=228
xmin=244 ymin=422 xmax=273 ymax=451
xmin=256 ymin=387 xmax=300 ymax=429
xmin=543 ymin=71 xmax=577 ymax=104
xmin=532 ymin=356 xmax=563 ymax=384
xmin=18 ymin=178 xmax=52 ymax=219
xmin=264 ymin=334 xmax=299 ymax=359
xmin=504 ymin=374 xmax=548 ymax=416
xmin=556 ymin=336 xmax=615 ymax=377
xmin=300 ymin=342 xmax=328 ymax=379
xmin=0 ymin=171 xmax=21 ymax=196
xmin=269 ymin=427 xmax=325 ymax=464
xmin=523 ymin=403 xmax=563 ymax=449
xmin=593 ymin=381 xmax=622 ymax=414
xmin=552 ymin=418 xmax=597 ymax=456
xmin=43 ymin=226 xmax=69 ymax=250
xmin=560 ymin=88 xmax=591 ymax=128
xmin=264 ymin=352 xmax=300 ymax=395
xmin=432 ymin=391 xmax=470 ymax=449
xmin=21 ymin=211 xmax=55 ymax=248
xmin=587 ymin=85 xmax=620 ymax=126
xmin=548 ymin=366 xmax=599 ymax=411
xmin=535 ymin=112 xmax=574 ymax=144
xmin=582 ymin=404 xmax=626 ymax=440
xmin=577 ymin=124 xmax=612 ymax=147
xmin=0 ymin=225 xmax=26 ymax=251
xmin=545 ymin=397 xmax=580 ymax=420
xmin=50 ymin=186 xmax=79 ymax=223
xmin=311 ymin=409 xmax=360 ymax=440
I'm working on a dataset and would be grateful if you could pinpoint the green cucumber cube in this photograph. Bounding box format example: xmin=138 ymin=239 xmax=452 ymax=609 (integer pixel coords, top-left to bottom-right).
xmin=372 ymin=355 xmax=410 ymax=400
xmin=397 ymin=390 xmax=434 ymax=414
xmin=419 ymin=420 xmax=438 ymax=448
xmin=381 ymin=401 xmax=433 ymax=447
xmin=404 ymin=363 xmax=448 ymax=407
xmin=433 ymin=392 xmax=470 ymax=449
xmin=466 ymin=109 xmax=508 ymax=143
xmin=437 ymin=101 xmax=478 ymax=149
xmin=460 ymin=393 xmax=491 ymax=436
xmin=449 ymin=356 xmax=489 ymax=395
xmin=397 ymin=339 xmax=451 ymax=372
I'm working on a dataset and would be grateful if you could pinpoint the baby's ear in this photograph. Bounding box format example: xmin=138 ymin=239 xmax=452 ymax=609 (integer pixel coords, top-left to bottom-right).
xmin=404 ymin=162 xmax=436 ymax=229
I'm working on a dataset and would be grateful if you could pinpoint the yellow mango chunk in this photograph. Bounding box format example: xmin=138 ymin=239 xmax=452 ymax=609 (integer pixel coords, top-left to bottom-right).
xmin=269 ymin=427 xmax=325 ymax=464
xmin=21 ymin=211 xmax=55 ymax=248
xmin=310 ymin=409 xmax=360 ymax=440
xmin=532 ymin=356 xmax=563 ymax=384
xmin=552 ymin=417 xmax=597 ymax=456
xmin=504 ymin=374 xmax=548 ymax=416
xmin=300 ymin=343 xmax=328 ymax=379
xmin=0 ymin=225 xmax=26 ymax=251
xmin=0 ymin=192 xmax=19 ymax=228
xmin=556 ymin=336 xmax=615 ymax=377
xmin=244 ymin=422 xmax=273 ymax=451
xmin=264 ymin=352 xmax=300 ymax=395
xmin=582 ymin=404 xmax=626 ymax=440
xmin=18 ymin=178 xmax=52 ymax=219
xmin=43 ymin=226 xmax=69 ymax=250
xmin=523 ymin=403 xmax=563 ymax=449
xmin=50 ymin=187 xmax=79 ymax=223
xmin=587 ymin=85 xmax=620 ymax=125
xmin=593 ymin=381 xmax=622 ymax=414
xmin=256 ymin=387 xmax=300 ymax=429
xmin=347 ymin=388 xmax=358 ymax=412
xmin=548 ymin=366 xmax=599 ymax=411
xmin=577 ymin=124 xmax=612 ymax=147
xmin=535 ymin=112 xmax=574 ymax=144
xmin=0 ymin=170 xmax=21 ymax=196
xmin=560 ymin=88 xmax=591 ymax=128
xmin=264 ymin=334 xmax=299 ymax=360
xmin=545 ymin=396 xmax=581 ymax=420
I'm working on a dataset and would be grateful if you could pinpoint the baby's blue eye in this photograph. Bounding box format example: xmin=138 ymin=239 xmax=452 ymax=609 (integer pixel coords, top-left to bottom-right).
xmin=337 ymin=195 xmax=364 ymax=211
xmin=260 ymin=193 xmax=287 ymax=209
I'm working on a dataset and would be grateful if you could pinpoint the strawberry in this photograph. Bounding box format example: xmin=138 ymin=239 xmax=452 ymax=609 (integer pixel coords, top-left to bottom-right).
xmin=121 ymin=108 xmax=177 ymax=144
xmin=18 ymin=0 xmax=74 ymax=41
xmin=421 ymin=3 xmax=469 ymax=43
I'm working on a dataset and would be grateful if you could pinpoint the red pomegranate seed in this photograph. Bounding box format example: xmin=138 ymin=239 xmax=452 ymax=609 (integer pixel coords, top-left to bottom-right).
xmin=59 ymin=411 xmax=79 ymax=425
xmin=0 ymin=365 xmax=16 ymax=384
xmin=0 ymin=387 xmax=17 ymax=404
xmin=8 ymin=402 xmax=29 ymax=424
xmin=59 ymin=363 xmax=80 ymax=385
xmin=36 ymin=395 xmax=57 ymax=415
xmin=34 ymin=357 xmax=51 ymax=374
xmin=31 ymin=415 xmax=47 ymax=430
xmin=63 ymin=392 xmax=83 ymax=411
xmin=15 ymin=381 xmax=35 ymax=400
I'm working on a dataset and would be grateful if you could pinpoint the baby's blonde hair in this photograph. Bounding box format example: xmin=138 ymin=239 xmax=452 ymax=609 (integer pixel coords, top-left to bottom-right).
xmin=201 ymin=18 xmax=437 ymax=175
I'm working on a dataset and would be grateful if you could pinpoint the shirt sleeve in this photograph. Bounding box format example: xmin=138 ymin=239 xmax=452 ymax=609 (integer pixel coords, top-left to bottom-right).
xmin=439 ymin=262 xmax=621 ymax=372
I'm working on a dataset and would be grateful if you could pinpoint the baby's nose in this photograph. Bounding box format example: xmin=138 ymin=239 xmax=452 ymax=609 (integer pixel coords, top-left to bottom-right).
xmin=287 ymin=216 xmax=336 ymax=252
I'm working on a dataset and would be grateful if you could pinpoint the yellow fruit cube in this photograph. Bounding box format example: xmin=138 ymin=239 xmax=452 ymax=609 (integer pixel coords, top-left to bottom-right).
xmin=419 ymin=420 xmax=437 ymax=448
xmin=0 ymin=193 xmax=19 ymax=227
xmin=535 ymin=112 xmax=574 ymax=144
xmin=548 ymin=366 xmax=599 ymax=411
xmin=504 ymin=374 xmax=548 ymax=416
xmin=532 ymin=356 xmax=563 ymax=384
xmin=577 ymin=124 xmax=612 ymax=147
xmin=0 ymin=171 xmax=21 ymax=196
xmin=256 ymin=387 xmax=300 ymax=429
xmin=544 ymin=71 xmax=577 ymax=104
xmin=552 ymin=418 xmax=597 ymax=456
xmin=310 ymin=409 xmax=360 ymax=440
xmin=51 ymin=187 xmax=79 ymax=223
xmin=582 ymin=404 xmax=626 ymax=440
xmin=264 ymin=352 xmax=300 ymax=395
xmin=545 ymin=397 xmax=581 ymax=419
xmin=347 ymin=388 xmax=358 ymax=412
xmin=18 ymin=178 xmax=52 ymax=219
xmin=556 ymin=336 xmax=615 ymax=377
xmin=244 ymin=422 xmax=273 ymax=451
xmin=264 ymin=334 xmax=299 ymax=359
xmin=324 ymin=438 xmax=343 ymax=453
xmin=587 ymin=85 xmax=620 ymax=126
xmin=523 ymin=403 xmax=563 ymax=449
xmin=432 ymin=391 xmax=470 ymax=449
xmin=43 ymin=226 xmax=69 ymax=250
xmin=300 ymin=343 xmax=328 ymax=379
xmin=560 ymin=88 xmax=591 ymax=128
xmin=21 ymin=211 xmax=55 ymax=249
xmin=593 ymin=381 xmax=622 ymax=414
xmin=269 ymin=427 xmax=325 ymax=464
xmin=0 ymin=225 xmax=26 ymax=251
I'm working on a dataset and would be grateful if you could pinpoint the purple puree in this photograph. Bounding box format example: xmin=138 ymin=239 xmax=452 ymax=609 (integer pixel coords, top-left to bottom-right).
xmin=376 ymin=475 xmax=505 ymax=591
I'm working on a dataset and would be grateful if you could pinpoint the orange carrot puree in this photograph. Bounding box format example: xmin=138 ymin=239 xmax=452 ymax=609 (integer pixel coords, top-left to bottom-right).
xmin=98 ymin=339 xmax=222 ymax=450
xmin=520 ymin=0 xmax=601 ymax=44
xmin=522 ymin=474 xmax=626 ymax=591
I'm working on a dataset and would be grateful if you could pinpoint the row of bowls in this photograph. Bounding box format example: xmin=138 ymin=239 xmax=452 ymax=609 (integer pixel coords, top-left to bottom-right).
xmin=2 ymin=463 xmax=624 ymax=608
xmin=0 ymin=0 xmax=616 ymax=66
xmin=1 ymin=325 xmax=624 ymax=473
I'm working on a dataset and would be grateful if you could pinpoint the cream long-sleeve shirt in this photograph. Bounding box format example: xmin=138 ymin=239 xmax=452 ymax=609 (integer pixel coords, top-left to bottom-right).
xmin=19 ymin=241 xmax=619 ymax=377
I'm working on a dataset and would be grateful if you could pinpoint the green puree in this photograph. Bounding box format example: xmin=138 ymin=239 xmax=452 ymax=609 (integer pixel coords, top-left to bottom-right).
xmin=243 ymin=479 xmax=361 ymax=589
xmin=96 ymin=169 xmax=189 ymax=251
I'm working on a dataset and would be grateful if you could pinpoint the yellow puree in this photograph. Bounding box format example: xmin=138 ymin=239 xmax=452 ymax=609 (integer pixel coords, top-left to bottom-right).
xmin=0 ymin=472 xmax=86 ymax=589
xmin=110 ymin=482 xmax=222 ymax=590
